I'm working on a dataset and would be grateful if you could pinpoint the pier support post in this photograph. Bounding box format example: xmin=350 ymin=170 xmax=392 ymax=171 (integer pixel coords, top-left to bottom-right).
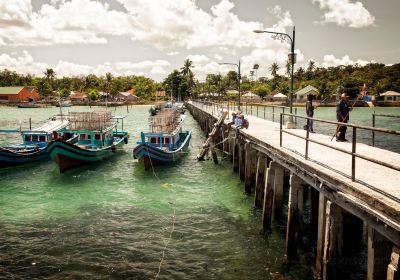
xmin=285 ymin=174 xmax=303 ymax=260
xmin=254 ymin=154 xmax=266 ymax=208
xmin=387 ymin=247 xmax=400 ymax=280
xmin=244 ymin=143 xmax=256 ymax=193
xmin=262 ymin=161 xmax=276 ymax=231
xmin=315 ymin=193 xmax=327 ymax=279
xmin=239 ymin=142 xmax=245 ymax=181
xmin=272 ymin=164 xmax=284 ymax=221
xmin=323 ymin=201 xmax=343 ymax=280
xmin=367 ymin=226 xmax=393 ymax=280
xmin=233 ymin=140 xmax=239 ymax=172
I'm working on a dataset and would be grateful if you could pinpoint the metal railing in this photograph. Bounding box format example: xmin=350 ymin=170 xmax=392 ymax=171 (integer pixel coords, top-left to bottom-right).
xmin=192 ymin=100 xmax=296 ymax=123
xmin=279 ymin=113 xmax=400 ymax=183
xmin=372 ymin=113 xmax=400 ymax=146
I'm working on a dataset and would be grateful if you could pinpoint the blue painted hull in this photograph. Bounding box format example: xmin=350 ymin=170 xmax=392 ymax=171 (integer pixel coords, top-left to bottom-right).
xmin=0 ymin=146 xmax=48 ymax=168
xmin=133 ymin=131 xmax=191 ymax=170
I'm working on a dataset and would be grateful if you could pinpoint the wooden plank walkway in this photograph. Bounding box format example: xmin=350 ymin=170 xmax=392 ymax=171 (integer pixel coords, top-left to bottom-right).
xmin=190 ymin=102 xmax=400 ymax=217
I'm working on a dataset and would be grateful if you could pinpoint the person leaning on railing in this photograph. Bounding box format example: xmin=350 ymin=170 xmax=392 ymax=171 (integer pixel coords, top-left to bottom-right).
xmin=306 ymin=94 xmax=315 ymax=133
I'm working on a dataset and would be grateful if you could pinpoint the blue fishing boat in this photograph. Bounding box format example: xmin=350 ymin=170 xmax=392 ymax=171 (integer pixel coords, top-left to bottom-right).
xmin=0 ymin=118 xmax=70 ymax=168
xmin=133 ymin=108 xmax=191 ymax=170
xmin=46 ymin=111 xmax=129 ymax=173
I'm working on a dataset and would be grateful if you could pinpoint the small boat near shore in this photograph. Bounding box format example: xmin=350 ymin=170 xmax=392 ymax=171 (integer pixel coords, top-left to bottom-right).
xmin=46 ymin=111 xmax=129 ymax=173
xmin=133 ymin=108 xmax=191 ymax=170
xmin=0 ymin=118 xmax=70 ymax=168
xmin=17 ymin=102 xmax=41 ymax=108
xmin=56 ymin=101 xmax=72 ymax=107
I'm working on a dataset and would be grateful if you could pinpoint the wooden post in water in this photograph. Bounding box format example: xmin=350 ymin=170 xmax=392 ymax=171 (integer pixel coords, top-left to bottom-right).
xmin=244 ymin=143 xmax=256 ymax=193
xmin=262 ymin=161 xmax=275 ymax=231
xmin=367 ymin=226 xmax=393 ymax=280
xmin=322 ymin=201 xmax=344 ymax=280
xmin=315 ymin=193 xmax=327 ymax=278
xmin=254 ymin=154 xmax=266 ymax=208
xmin=238 ymin=142 xmax=245 ymax=181
xmin=233 ymin=139 xmax=239 ymax=172
xmin=197 ymin=111 xmax=228 ymax=161
xmin=387 ymin=247 xmax=400 ymax=280
xmin=29 ymin=118 xmax=32 ymax=130
xmin=272 ymin=164 xmax=284 ymax=221
xmin=285 ymin=173 xmax=303 ymax=260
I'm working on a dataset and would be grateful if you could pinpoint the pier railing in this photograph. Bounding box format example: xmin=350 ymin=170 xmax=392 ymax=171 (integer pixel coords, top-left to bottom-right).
xmin=279 ymin=113 xmax=400 ymax=185
xmin=192 ymin=100 xmax=296 ymax=123
xmin=372 ymin=113 xmax=400 ymax=147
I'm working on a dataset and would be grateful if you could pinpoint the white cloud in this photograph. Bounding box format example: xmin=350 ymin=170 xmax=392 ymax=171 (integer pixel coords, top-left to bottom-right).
xmin=312 ymin=0 xmax=375 ymax=28
xmin=321 ymin=54 xmax=373 ymax=67
xmin=0 ymin=50 xmax=171 ymax=79
xmin=186 ymin=54 xmax=210 ymax=64
xmin=0 ymin=0 xmax=296 ymax=53
xmin=166 ymin=51 xmax=179 ymax=56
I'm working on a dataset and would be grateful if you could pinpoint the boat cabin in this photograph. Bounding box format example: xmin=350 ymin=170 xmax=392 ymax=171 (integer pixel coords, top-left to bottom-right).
xmin=22 ymin=132 xmax=51 ymax=148
xmin=141 ymin=132 xmax=181 ymax=151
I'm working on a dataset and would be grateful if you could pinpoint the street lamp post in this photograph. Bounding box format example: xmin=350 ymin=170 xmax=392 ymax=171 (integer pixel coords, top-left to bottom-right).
xmin=254 ymin=26 xmax=296 ymax=128
xmin=219 ymin=60 xmax=241 ymax=110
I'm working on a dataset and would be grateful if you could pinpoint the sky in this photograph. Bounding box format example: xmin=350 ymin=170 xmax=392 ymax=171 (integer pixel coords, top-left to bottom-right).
xmin=0 ymin=0 xmax=399 ymax=81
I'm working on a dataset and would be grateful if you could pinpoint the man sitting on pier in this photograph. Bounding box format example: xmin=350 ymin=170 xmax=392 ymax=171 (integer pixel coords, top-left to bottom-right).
xmin=336 ymin=93 xmax=352 ymax=142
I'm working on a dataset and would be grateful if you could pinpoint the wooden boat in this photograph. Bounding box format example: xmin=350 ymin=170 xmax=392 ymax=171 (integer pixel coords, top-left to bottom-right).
xmin=56 ymin=101 xmax=72 ymax=107
xmin=0 ymin=119 xmax=70 ymax=168
xmin=17 ymin=102 xmax=40 ymax=108
xmin=133 ymin=108 xmax=191 ymax=170
xmin=46 ymin=111 xmax=129 ymax=173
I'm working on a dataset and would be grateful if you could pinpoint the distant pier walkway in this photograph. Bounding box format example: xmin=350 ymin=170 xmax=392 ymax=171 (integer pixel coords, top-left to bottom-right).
xmin=187 ymin=101 xmax=400 ymax=280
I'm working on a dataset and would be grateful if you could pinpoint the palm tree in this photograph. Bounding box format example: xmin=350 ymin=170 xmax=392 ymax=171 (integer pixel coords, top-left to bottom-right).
xmin=181 ymin=59 xmax=194 ymax=93
xmin=44 ymin=68 xmax=55 ymax=81
xmin=44 ymin=68 xmax=56 ymax=93
xmin=269 ymin=62 xmax=279 ymax=79
xmin=105 ymin=72 xmax=113 ymax=106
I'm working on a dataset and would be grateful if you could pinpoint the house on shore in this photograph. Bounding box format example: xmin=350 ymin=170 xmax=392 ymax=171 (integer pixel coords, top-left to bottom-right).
xmin=153 ymin=90 xmax=167 ymax=99
xmin=242 ymin=91 xmax=261 ymax=103
xmin=115 ymin=89 xmax=139 ymax=102
xmin=273 ymin=92 xmax=288 ymax=101
xmin=70 ymin=91 xmax=88 ymax=103
xmin=0 ymin=86 xmax=40 ymax=102
xmin=380 ymin=91 xmax=400 ymax=101
xmin=295 ymin=85 xmax=319 ymax=102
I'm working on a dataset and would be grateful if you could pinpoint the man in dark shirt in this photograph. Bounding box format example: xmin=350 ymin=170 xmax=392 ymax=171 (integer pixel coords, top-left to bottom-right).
xmin=306 ymin=94 xmax=315 ymax=132
xmin=336 ymin=93 xmax=351 ymax=141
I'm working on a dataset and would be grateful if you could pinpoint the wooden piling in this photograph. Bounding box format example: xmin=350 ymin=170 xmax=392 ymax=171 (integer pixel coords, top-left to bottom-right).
xmin=367 ymin=226 xmax=393 ymax=280
xmin=244 ymin=143 xmax=256 ymax=193
xmin=272 ymin=164 xmax=284 ymax=221
xmin=387 ymin=247 xmax=400 ymax=280
xmin=262 ymin=161 xmax=275 ymax=231
xmin=233 ymin=140 xmax=239 ymax=172
xmin=239 ymin=142 xmax=245 ymax=181
xmin=285 ymin=173 xmax=302 ymax=260
xmin=323 ymin=201 xmax=344 ymax=280
xmin=254 ymin=154 xmax=266 ymax=208
xmin=315 ymin=193 xmax=327 ymax=278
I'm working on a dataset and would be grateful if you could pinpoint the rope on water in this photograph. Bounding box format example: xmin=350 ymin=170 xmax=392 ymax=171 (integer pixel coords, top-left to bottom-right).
xmin=145 ymin=146 xmax=176 ymax=280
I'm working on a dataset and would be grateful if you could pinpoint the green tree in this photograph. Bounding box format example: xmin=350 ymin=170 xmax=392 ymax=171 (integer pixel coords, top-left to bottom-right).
xmin=269 ymin=62 xmax=279 ymax=79
xmin=88 ymin=89 xmax=100 ymax=101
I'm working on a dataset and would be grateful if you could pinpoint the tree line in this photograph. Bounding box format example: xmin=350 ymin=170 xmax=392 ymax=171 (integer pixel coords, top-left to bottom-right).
xmin=0 ymin=60 xmax=399 ymax=101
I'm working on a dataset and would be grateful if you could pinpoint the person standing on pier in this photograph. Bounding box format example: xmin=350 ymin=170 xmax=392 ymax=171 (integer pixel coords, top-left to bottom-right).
xmin=336 ymin=93 xmax=352 ymax=141
xmin=306 ymin=94 xmax=315 ymax=133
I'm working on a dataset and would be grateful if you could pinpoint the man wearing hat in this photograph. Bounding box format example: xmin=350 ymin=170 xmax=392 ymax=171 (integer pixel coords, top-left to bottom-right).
xmin=336 ymin=93 xmax=352 ymax=141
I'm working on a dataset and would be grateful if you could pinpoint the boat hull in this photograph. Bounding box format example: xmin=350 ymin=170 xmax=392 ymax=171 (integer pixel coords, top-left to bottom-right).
xmin=133 ymin=131 xmax=191 ymax=170
xmin=0 ymin=147 xmax=47 ymax=168
xmin=47 ymin=137 xmax=126 ymax=173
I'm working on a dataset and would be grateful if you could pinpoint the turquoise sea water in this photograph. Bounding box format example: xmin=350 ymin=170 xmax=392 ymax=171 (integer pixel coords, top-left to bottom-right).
xmin=0 ymin=105 xmax=313 ymax=279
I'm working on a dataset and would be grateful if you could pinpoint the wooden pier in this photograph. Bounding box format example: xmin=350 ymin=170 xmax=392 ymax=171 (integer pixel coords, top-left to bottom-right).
xmin=186 ymin=101 xmax=400 ymax=280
